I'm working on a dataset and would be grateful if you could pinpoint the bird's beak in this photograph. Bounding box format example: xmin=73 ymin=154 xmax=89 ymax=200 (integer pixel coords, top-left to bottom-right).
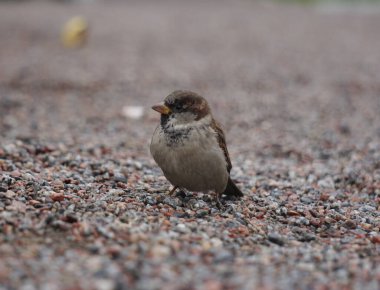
xmin=152 ymin=103 xmax=171 ymax=115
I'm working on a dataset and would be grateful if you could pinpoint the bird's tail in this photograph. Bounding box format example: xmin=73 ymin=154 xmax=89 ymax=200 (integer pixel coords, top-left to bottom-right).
xmin=222 ymin=177 xmax=243 ymax=198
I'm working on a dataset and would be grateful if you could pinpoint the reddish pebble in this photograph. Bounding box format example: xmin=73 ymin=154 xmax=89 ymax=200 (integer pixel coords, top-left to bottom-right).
xmin=51 ymin=192 xmax=65 ymax=202
xmin=320 ymin=193 xmax=330 ymax=201
xmin=10 ymin=171 xmax=21 ymax=178
xmin=29 ymin=200 xmax=40 ymax=205
xmin=370 ymin=236 xmax=380 ymax=244
xmin=288 ymin=210 xmax=301 ymax=216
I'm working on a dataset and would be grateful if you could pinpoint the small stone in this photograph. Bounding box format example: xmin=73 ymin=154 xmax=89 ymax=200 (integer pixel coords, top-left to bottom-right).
xmin=29 ymin=200 xmax=41 ymax=206
xmin=344 ymin=219 xmax=356 ymax=229
xmin=107 ymin=245 xmax=122 ymax=259
xmin=150 ymin=245 xmax=171 ymax=259
xmin=298 ymin=232 xmax=316 ymax=242
xmin=10 ymin=170 xmax=21 ymax=178
xmin=63 ymin=213 xmax=78 ymax=223
xmin=310 ymin=218 xmax=321 ymax=227
xmin=203 ymin=280 xmax=222 ymax=290
xmin=202 ymin=241 xmax=212 ymax=250
xmin=114 ymin=174 xmax=128 ymax=183
xmin=94 ymin=279 xmax=116 ymax=290
xmin=6 ymin=200 xmax=26 ymax=212
xmin=52 ymin=220 xmax=70 ymax=231
xmin=361 ymin=223 xmax=372 ymax=231
xmin=175 ymin=223 xmax=188 ymax=233
xmin=4 ymin=190 xmax=16 ymax=198
xmin=268 ymin=233 xmax=285 ymax=246
xmin=121 ymin=105 xmax=144 ymax=120
xmin=210 ymin=238 xmax=223 ymax=248
xmin=214 ymin=250 xmax=234 ymax=263
xmin=50 ymin=192 xmax=65 ymax=202
xmin=97 ymin=226 xmax=114 ymax=239
xmin=52 ymin=180 xmax=64 ymax=190
xmin=195 ymin=209 xmax=209 ymax=218
xmin=318 ymin=176 xmax=335 ymax=189
xmin=300 ymin=196 xmax=313 ymax=204
xmin=163 ymin=197 xmax=179 ymax=208
xmin=370 ymin=235 xmax=380 ymax=244
xmin=24 ymin=173 xmax=35 ymax=181
xmin=297 ymin=217 xmax=310 ymax=226
xmin=320 ymin=193 xmax=330 ymax=201
xmin=279 ymin=207 xmax=288 ymax=216
xmin=287 ymin=210 xmax=300 ymax=216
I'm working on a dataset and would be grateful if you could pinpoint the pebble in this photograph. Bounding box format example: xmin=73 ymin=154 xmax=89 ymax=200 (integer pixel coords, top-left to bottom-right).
xmin=4 ymin=190 xmax=16 ymax=198
xmin=175 ymin=223 xmax=189 ymax=234
xmin=268 ymin=233 xmax=285 ymax=246
xmin=50 ymin=192 xmax=65 ymax=202
xmin=121 ymin=106 xmax=145 ymax=120
xmin=344 ymin=220 xmax=357 ymax=229
xmin=150 ymin=245 xmax=171 ymax=259
xmin=317 ymin=177 xmax=335 ymax=189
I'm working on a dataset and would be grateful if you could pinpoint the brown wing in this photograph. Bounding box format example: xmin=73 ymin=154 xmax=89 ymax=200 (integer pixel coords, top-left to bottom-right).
xmin=211 ymin=119 xmax=232 ymax=173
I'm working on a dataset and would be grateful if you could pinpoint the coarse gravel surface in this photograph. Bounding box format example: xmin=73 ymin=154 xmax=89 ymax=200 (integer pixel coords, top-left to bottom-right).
xmin=0 ymin=1 xmax=380 ymax=290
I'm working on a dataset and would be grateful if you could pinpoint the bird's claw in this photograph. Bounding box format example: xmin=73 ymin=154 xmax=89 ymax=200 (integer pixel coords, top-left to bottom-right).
xmin=215 ymin=195 xmax=224 ymax=210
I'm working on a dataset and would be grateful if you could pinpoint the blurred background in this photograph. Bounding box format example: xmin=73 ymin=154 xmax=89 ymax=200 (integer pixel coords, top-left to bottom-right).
xmin=1 ymin=0 xmax=380 ymax=153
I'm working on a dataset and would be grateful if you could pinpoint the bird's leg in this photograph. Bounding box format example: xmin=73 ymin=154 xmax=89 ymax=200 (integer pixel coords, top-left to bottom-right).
xmin=168 ymin=186 xmax=178 ymax=196
xmin=215 ymin=193 xmax=223 ymax=209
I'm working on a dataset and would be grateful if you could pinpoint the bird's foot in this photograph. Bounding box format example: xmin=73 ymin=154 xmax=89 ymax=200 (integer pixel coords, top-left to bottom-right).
xmin=168 ymin=186 xmax=178 ymax=196
xmin=215 ymin=194 xmax=224 ymax=210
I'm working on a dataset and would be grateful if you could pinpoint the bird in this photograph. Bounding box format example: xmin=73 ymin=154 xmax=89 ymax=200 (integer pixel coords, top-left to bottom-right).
xmin=150 ymin=90 xmax=243 ymax=208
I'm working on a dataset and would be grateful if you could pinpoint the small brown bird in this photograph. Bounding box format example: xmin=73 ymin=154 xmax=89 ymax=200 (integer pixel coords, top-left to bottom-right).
xmin=150 ymin=90 xmax=243 ymax=208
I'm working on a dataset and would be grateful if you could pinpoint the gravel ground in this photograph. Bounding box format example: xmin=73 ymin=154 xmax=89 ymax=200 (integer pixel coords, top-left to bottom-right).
xmin=1 ymin=1 xmax=380 ymax=289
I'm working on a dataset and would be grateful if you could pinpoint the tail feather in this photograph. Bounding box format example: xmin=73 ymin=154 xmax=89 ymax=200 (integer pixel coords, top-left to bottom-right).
xmin=222 ymin=177 xmax=243 ymax=198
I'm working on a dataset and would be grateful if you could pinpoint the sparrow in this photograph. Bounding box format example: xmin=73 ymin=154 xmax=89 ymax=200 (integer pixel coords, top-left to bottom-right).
xmin=150 ymin=90 xmax=243 ymax=208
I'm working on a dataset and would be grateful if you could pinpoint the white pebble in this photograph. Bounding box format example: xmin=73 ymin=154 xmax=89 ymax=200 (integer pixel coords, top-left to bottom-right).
xmin=122 ymin=105 xmax=144 ymax=119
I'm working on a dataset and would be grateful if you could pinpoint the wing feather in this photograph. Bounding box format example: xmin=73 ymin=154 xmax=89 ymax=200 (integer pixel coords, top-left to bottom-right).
xmin=211 ymin=119 xmax=232 ymax=173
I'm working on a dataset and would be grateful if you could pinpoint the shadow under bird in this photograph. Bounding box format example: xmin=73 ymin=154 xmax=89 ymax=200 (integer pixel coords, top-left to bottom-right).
xmin=150 ymin=90 xmax=243 ymax=208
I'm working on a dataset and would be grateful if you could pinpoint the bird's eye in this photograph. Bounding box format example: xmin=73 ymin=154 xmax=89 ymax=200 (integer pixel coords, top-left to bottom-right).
xmin=175 ymin=103 xmax=182 ymax=111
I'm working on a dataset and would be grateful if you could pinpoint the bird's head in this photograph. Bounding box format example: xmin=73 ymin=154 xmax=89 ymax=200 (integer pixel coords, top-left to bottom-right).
xmin=152 ymin=90 xmax=211 ymax=127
